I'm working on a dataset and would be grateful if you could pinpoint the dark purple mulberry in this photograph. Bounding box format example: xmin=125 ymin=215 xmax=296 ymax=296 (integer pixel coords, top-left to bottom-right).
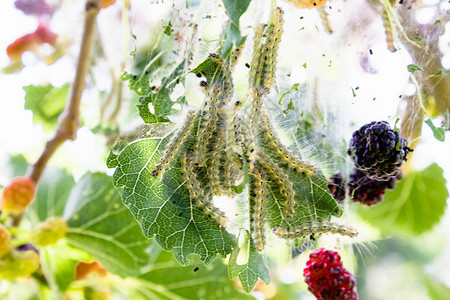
xmin=348 ymin=169 xmax=400 ymax=206
xmin=303 ymin=248 xmax=358 ymax=300
xmin=347 ymin=121 xmax=412 ymax=180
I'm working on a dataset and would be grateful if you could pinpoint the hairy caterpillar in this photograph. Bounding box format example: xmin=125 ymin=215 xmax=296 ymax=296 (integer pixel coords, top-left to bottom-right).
xmin=249 ymin=7 xmax=284 ymax=95
xmin=222 ymin=114 xmax=239 ymax=197
xmin=152 ymin=110 xmax=196 ymax=177
xmin=318 ymin=7 xmax=333 ymax=34
xmin=208 ymin=54 xmax=233 ymax=106
xmin=251 ymin=168 xmax=267 ymax=251
xmin=207 ymin=127 xmax=226 ymax=196
xmin=181 ymin=154 xmax=228 ymax=228
xmin=259 ymin=110 xmax=316 ymax=175
xmin=257 ymin=151 xmax=295 ymax=218
xmin=273 ymin=221 xmax=358 ymax=239
xmin=230 ymin=45 xmax=244 ymax=71
xmin=382 ymin=8 xmax=396 ymax=52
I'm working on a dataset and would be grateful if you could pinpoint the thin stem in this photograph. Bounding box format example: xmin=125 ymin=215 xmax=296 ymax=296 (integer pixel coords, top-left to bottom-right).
xmin=28 ymin=0 xmax=101 ymax=184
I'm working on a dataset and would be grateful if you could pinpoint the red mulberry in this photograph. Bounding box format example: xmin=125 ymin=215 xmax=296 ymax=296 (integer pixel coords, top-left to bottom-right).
xmin=303 ymin=248 xmax=358 ymax=300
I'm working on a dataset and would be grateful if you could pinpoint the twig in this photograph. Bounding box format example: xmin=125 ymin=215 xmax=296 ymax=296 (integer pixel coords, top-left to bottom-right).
xmin=28 ymin=0 xmax=101 ymax=184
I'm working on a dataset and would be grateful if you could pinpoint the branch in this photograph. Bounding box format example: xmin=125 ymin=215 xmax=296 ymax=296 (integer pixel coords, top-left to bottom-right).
xmin=28 ymin=0 xmax=101 ymax=184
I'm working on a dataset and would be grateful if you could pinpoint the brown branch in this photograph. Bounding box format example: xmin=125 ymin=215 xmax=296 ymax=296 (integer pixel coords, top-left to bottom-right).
xmin=28 ymin=0 xmax=101 ymax=184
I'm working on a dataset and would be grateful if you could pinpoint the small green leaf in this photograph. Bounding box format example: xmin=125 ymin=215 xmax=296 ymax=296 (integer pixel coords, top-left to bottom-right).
xmin=302 ymin=63 xmax=307 ymax=68
xmin=23 ymin=83 xmax=69 ymax=131
xmin=351 ymin=87 xmax=356 ymax=97
xmin=190 ymin=56 xmax=226 ymax=84
xmin=163 ymin=21 xmax=172 ymax=36
xmin=108 ymin=137 xmax=235 ymax=265
xmin=423 ymin=274 xmax=450 ymax=300
xmin=64 ymin=173 xmax=152 ymax=277
xmin=221 ymin=0 xmax=252 ymax=57
xmin=425 ymin=119 xmax=445 ymax=142
xmin=433 ymin=69 xmax=447 ymax=77
xmin=358 ymin=163 xmax=448 ymax=235
xmin=413 ymin=36 xmax=422 ymax=41
xmin=40 ymin=243 xmax=91 ymax=293
xmin=407 ymin=64 xmax=423 ymax=74
xmin=29 ymin=168 xmax=75 ymax=223
xmin=434 ymin=19 xmax=442 ymax=25
xmin=134 ymin=247 xmax=252 ymax=299
xmin=229 ymin=230 xmax=269 ymax=293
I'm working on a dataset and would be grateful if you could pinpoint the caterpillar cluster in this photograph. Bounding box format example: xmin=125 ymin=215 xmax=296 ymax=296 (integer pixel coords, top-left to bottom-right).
xmin=249 ymin=7 xmax=284 ymax=95
xmin=150 ymin=7 xmax=352 ymax=252
xmin=257 ymin=152 xmax=295 ymax=218
xmin=273 ymin=221 xmax=358 ymax=239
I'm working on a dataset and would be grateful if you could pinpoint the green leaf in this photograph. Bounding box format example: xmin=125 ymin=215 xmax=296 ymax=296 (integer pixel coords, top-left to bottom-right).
xmin=23 ymin=83 xmax=69 ymax=131
xmin=8 ymin=154 xmax=29 ymax=177
xmin=136 ymin=61 xmax=186 ymax=123
xmin=425 ymin=119 xmax=445 ymax=142
xmin=228 ymin=230 xmax=269 ymax=293
xmin=221 ymin=0 xmax=252 ymax=57
xmin=433 ymin=69 xmax=447 ymax=77
xmin=407 ymin=64 xmax=423 ymax=74
xmin=163 ymin=21 xmax=172 ymax=36
xmin=190 ymin=56 xmax=227 ymax=85
xmin=63 ymin=172 xmax=152 ymax=277
xmin=28 ymin=168 xmax=75 ymax=223
xmin=358 ymin=163 xmax=448 ymax=235
xmin=40 ymin=243 xmax=91 ymax=293
xmin=108 ymin=137 xmax=235 ymax=265
xmin=423 ymin=274 xmax=450 ymax=300
xmin=132 ymin=246 xmax=252 ymax=299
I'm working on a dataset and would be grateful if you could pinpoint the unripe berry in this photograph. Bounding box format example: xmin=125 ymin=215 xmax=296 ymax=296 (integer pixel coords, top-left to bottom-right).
xmin=75 ymin=260 xmax=107 ymax=280
xmin=0 ymin=224 xmax=11 ymax=257
xmin=84 ymin=286 xmax=110 ymax=300
xmin=1 ymin=177 xmax=36 ymax=215
xmin=0 ymin=249 xmax=40 ymax=280
xmin=303 ymin=248 xmax=358 ymax=300
xmin=33 ymin=217 xmax=68 ymax=246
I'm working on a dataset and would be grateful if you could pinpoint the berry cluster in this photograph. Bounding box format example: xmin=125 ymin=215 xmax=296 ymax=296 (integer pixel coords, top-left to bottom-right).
xmin=348 ymin=121 xmax=411 ymax=181
xmin=346 ymin=121 xmax=411 ymax=205
xmin=303 ymin=248 xmax=358 ymax=300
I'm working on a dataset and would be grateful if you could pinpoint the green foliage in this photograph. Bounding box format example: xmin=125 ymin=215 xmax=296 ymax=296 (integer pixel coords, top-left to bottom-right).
xmin=122 ymin=60 xmax=186 ymax=123
xmin=425 ymin=119 xmax=445 ymax=142
xmin=279 ymin=83 xmax=300 ymax=115
xmin=163 ymin=21 xmax=172 ymax=36
xmin=407 ymin=64 xmax=423 ymax=74
xmin=358 ymin=163 xmax=448 ymax=235
xmin=64 ymin=172 xmax=152 ymax=276
xmin=23 ymin=84 xmax=69 ymax=130
xmin=423 ymin=274 xmax=450 ymax=300
xmin=133 ymin=245 xmax=252 ymax=299
xmin=40 ymin=243 xmax=91 ymax=294
xmin=29 ymin=168 xmax=75 ymax=223
xmin=228 ymin=231 xmax=269 ymax=293
xmin=107 ymin=137 xmax=235 ymax=265
xmin=221 ymin=0 xmax=252 ymax=57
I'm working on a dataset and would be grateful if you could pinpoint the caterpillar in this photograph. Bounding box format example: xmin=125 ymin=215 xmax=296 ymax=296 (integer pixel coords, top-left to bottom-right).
xmin=240 ymin=120 xmax=257 ymax=171
xmin=273 ymin=221 xmax=358 ymax=239
xmin=251 ymin=168 xmax=267 ymax=251
xmin=318 ymin=7 xmax=333 ymax=34
xmin=196 ymin=86 xmax=221 ymax=160
xmin=208 ymin=54 xmax=233 ymax=106
xmin=152 ymin=110 xmax=196 ymax=177
xmin=222 ymin=114 xmax=239 ymax=197
xmin=181 ymin=153 xmax=228 ymax=228
xmin=258 ymin=110 xmax=316 ymax=175
xmin=382 ymin=8 xmax=396 ymax=52
xmin=230 ymin=44 xmax=244 ymax=71
xmin=207 ymin=126 xmax=226 ymax=196
xmin=257 ymin=151 xmax=295 ymax=218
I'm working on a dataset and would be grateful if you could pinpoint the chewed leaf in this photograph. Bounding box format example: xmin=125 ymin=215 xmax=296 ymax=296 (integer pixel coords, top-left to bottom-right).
xmin=108 ymin=137 xmax=235 ymax=265
xmin=229 ymin=230 xmax=269 ymax=293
